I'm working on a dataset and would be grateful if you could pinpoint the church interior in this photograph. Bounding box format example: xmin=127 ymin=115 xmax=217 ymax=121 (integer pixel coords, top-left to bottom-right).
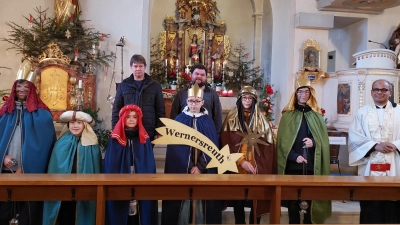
xmin=1 ymin=0 xmax=400 ymax=224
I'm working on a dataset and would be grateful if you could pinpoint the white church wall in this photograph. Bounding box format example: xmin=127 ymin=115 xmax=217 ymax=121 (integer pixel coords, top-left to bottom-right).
xmin=269 ymin=0 xmax=295 ymax=123
xmin=80 ymin=0 xmax=150 ymax=129
xmin=268 ymin=0 xmax=400 ymax=125
xmin=261 ymin=0 xmax=273 ymax=83
xmin=0 ymin=0 xmax=150 ymax=129
xmin=0 ymin=0 xmax=53 ymax=90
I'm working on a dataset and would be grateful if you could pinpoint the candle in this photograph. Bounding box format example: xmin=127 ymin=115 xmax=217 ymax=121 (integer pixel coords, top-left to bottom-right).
xmin=212 ymin=61 xmax=214 ymax=69
xmin=228 ymin=90 xmax=233 ymax=97
xmin=222 ymin=90 xmax=228 ymax=97
xmin=165 ymin=59 xmax=168 ymax=67
xmin=176 ymin=59 xmax=179 ymax=67
xmin=78 ymin=80 xmax=82 ymax=88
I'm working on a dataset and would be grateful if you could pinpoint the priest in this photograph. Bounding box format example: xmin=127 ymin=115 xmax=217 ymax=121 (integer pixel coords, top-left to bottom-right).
xmin=349 ymin=79 xmax=400 ymax=224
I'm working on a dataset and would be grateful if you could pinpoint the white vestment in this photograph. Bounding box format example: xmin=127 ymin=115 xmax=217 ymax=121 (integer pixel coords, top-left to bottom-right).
xmin=348 ymin=103 xmax=400 ymax=176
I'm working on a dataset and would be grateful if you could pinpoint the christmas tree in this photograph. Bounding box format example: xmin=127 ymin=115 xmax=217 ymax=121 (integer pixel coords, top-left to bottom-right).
xmin=224 ymin=42 xmax=263 ymax=90
xmin=1 ymin=7 xmax=113 ymax=68
xmin=149 ymin=38 xmax=167 ymax=87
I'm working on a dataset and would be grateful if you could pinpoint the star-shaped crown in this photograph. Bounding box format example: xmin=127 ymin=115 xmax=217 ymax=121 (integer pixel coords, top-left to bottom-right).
xmin=188 ymin=83 xmax=204 ymax=98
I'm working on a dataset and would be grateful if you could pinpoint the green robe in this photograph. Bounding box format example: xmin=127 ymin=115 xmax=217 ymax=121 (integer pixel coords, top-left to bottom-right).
xmin=42 ymin=132 xmax=101 ymax=225
xmin=277 ymin=109 xmax=331 ymax=224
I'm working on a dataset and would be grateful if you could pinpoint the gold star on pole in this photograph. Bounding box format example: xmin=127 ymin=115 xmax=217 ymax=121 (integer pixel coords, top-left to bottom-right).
xmin=235 ymin=122 xmax=269 ymax=156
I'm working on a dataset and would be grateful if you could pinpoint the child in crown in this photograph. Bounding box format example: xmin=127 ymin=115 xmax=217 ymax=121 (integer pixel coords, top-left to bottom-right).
xmin=161 ymin=83 xmax=222 ymax=225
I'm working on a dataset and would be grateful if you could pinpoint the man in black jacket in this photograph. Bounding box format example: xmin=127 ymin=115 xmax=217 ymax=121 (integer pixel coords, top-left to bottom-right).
xmin=112 ymin=54 xmax=165 ymax=140
xmin=170 ymin=64 xmax=222 ymax=136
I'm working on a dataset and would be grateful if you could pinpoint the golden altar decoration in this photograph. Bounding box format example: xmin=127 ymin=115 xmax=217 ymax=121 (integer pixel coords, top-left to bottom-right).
xmin=157 ymin=0 xmax=231 ymax=81
xmin=297 ymin=38 xmax=328 ymax=84
xmin=35 ymin=43 xmax=96 ymax=121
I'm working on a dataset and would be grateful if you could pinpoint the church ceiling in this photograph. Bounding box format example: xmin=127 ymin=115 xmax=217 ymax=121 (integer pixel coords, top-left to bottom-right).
xmin=317 ymin=0 xmax=400 ymax=14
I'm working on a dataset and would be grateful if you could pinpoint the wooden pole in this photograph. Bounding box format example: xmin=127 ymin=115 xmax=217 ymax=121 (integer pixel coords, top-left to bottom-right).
xmin=192 ymin=147 xmax=198 ymax=225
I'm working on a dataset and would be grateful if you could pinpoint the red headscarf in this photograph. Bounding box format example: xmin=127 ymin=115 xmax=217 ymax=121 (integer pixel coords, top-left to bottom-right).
xmin=111 ymin=104 xmax=149 ymax=145
xmin=0 ymin=80 xmax=50 ymax=117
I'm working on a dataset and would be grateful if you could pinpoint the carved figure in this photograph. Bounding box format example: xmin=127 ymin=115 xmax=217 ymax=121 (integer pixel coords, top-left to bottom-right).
xmin=197 ymin=40 xmax=204 ymax=64
xmin=54 ymin=0 xmax=80 ymax=25
xmin=188 ymin=34 xmax=199 ymax=63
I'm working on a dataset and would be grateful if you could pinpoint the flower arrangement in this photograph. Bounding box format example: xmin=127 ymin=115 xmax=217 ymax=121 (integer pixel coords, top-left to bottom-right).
xmin=321 ymin=108 xmax=328 ymax=124
xmin=214 ymin=73 xmax=223 ymax=86
xmin=258 ymin=84 xmax=277 ymax=122
xmin=178 ymin=71 xmax=192 ymax=90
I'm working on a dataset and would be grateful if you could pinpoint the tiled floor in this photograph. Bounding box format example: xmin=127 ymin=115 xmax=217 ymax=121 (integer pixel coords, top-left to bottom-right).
xmin=225 ymin=200 xmax=360 ymax=224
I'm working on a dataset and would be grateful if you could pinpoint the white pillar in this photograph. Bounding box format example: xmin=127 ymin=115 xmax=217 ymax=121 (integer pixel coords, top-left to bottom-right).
xmin=252 ymin=0 xmax=264 ymax=68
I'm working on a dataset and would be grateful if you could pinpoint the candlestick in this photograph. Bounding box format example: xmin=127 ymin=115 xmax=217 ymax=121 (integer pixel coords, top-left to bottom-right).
xmin=222 ymin=69 xmax=225 ymax=84
xmin=176 ymin=61 xmax=179 ymax=85
xmin=211 ymin=67 xmax=214 ymax=86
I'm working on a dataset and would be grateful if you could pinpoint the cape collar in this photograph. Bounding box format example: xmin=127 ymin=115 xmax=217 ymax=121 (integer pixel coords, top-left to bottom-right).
xmin=182 ymin=106 xmax=208 ymax=117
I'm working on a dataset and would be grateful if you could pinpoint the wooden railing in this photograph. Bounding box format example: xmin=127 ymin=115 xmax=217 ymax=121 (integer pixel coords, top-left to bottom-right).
xmin=1 ymin=174 xmax=400 ymax=225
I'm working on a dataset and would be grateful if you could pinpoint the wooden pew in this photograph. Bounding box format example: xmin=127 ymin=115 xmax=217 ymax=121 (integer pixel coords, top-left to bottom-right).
xmin=1 ymin=174 xmax=400 ymax=224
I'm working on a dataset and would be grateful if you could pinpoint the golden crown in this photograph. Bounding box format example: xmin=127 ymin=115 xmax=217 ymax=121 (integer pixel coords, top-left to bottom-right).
xmin=188 ymin=83 xmax=204 ymax=98
xmin=239 ymin=86 xmax=257 ymax=99
xmin=296 ymin=73 xmax=311 ymax=89
xmin=16 ymin=61 xmax=36 ymax=83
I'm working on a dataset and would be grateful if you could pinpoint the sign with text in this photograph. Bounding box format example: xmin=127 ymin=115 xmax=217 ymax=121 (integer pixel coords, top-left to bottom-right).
xmin=152 ymin=118 xmax=243 ymax=174
xmin=329 ymin=136 xmax=347 ymax=145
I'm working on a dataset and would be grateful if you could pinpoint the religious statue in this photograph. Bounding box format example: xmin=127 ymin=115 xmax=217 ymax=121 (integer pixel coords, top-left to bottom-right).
xmin=191 ymin=5 xmax=201 ymax=26
xmin=207 ymin=1 xmax=219 ymax=22
xmin=54 ymin=0 xmax=81 ymax=25
xmin=167 ymin=47 xmax=177 ymax=71
xmin=389 ymin=24 xmax=400 ymax=69
xmin=197 ymin=40 xmax=204 ymax=64
xmin=188 ymin=34 xmax=200 ymax=64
